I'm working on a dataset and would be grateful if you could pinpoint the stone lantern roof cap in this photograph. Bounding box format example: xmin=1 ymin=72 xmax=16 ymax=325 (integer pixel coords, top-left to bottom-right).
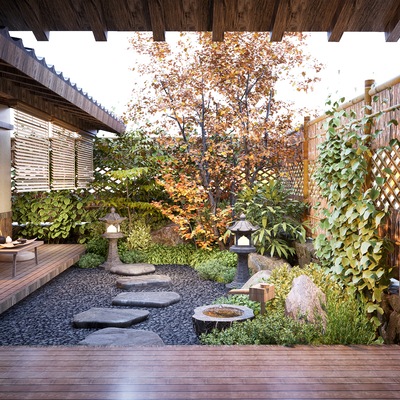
xmin=227 ymin=213 xmax=259 ymax=233
xmin=99 ymin=207 xmax=126 ymax=224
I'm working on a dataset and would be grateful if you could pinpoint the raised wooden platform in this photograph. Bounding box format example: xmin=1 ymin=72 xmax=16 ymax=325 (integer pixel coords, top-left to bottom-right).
xmin=0 ymin=244 xmax=85 ymax=314
xmin=0 ymin=345 xmax=399 ymax=399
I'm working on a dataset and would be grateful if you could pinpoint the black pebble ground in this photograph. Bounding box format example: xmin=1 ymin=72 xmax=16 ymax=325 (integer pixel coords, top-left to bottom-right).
xmin=0 ymin=265 xmax=228 ymax=345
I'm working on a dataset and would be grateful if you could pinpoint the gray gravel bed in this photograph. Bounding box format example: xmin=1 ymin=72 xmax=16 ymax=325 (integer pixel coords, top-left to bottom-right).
xmin=0 ymin=265 xmax=228 ymax=345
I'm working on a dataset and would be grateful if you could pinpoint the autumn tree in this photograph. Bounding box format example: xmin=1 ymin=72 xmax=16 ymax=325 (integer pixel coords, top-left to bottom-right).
xmin=126 ymin=32 xmax=322 ymax=249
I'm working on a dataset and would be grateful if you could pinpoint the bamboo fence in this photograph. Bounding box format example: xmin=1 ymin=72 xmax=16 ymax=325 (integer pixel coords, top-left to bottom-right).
xmin=282 ymin=75 xmax=400 ymax=280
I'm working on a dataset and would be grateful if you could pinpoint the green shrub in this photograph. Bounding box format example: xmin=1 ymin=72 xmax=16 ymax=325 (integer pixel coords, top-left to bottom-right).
xmin=200 ymin=309 xmax=322 ymax=345
xmin=265 ymin=263 xmax=346 ymax=312
xmin=78 ymin=253 xmax=105 ymax=269
xmin=85 ymin=236 xmax=109 ymax=258
xmin=194 ymin=260 xmax=236 ymax=283
xmin=120 ymin=249 xmax=146 ymax=264
xmin=126 ymin=219 xmax=153 ymax=252
xmin=316 ymin=291 xmax=376 ymax=345
xmin=145 ymin=243 xmax=196 ymax=265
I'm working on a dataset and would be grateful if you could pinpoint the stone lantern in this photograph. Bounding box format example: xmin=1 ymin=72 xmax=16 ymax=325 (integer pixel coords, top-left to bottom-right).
xmin=98 ymin=207 xmax=126 ymax=270
xmin=226 ymin=213 xmax=259 ymax=289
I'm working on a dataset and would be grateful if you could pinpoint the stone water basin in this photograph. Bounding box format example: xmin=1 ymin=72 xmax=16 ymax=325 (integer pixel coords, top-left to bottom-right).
xmin=192 ymin=304 xmax=254 ymax=337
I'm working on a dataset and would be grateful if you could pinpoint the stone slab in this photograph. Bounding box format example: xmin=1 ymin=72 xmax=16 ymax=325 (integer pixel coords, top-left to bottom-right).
xmin=0 ymin=250 xmax=35 ymax=262
xmin=110 ymin=263 xmax=155 ymax=276
xmin=116 ymin=274 xmax=172 ymax=290
xmin=78 ymin=328 xmax=164 ymax=346
xmin=73 ymin=308 xmax=149 ymax=329
xmin=112 ymin=292 xmax=181 ymax=308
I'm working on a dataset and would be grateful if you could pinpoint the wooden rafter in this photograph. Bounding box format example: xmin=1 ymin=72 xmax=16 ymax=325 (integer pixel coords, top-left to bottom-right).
xmin=270 ymin=0 xmax=288 ymax=42
xmin=148 ymin=0 xmax=166 ymax=42
xmin=385 ymin=3 xmax=400 ymax=42
xmin=82 ymin=0 xmax=108 ymax=42
xmin=328 ymin=0 xmax=355 ymax=42
xmin=212 ymin=0 xmax=225 ymax=42
xmin=15 ymin=0 xmax=50 ymax=41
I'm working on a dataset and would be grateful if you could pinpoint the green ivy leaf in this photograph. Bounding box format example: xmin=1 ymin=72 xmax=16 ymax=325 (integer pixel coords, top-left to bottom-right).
xmin=369 ymin=189 xmax=380 ymax=201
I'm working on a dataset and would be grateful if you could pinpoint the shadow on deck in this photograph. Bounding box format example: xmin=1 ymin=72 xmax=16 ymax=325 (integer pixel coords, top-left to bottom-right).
xmin=0 ymin=244 xmax=85 ymax=314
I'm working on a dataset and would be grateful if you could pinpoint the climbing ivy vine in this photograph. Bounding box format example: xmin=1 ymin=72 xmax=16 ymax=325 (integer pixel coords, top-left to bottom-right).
xmin=313 ymin=95 xmax=399 ymax=322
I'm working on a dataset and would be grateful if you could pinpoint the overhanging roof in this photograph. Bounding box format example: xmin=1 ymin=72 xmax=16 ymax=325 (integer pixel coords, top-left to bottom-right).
xmin=0 ymin=0 xmax=399 ymax=42
xmin=0 ymin=27 xmax=126 ymax=135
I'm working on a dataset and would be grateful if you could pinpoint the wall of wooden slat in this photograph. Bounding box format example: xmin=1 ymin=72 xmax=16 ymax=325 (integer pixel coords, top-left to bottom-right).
xmin=51 ymin=125 xmax=76 ymax=190
xmin=76 ymin=135 xmax=93 ymax=189
xmin=14 ymin=109 xmax=50 ymax=192
xmin=13 ymin=109 xmax=94 ymax=192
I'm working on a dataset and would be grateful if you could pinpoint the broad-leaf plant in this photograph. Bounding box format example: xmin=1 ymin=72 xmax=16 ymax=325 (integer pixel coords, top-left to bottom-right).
xmin=313 ymin=95 xmax=399 ymax=324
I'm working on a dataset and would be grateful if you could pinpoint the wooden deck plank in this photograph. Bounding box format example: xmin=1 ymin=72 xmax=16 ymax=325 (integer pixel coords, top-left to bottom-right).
xmin=0 ymin=244 xmax=85 ymax=314
xmin=0 ymin=346 xmax=399 ymax=399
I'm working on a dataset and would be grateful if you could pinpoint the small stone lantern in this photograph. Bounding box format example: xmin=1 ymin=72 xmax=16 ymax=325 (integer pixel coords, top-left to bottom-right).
xmin=226 ymin=213 xmax=259 ymax=289
xmin=98 ymin=207 xmax=126 ymax=270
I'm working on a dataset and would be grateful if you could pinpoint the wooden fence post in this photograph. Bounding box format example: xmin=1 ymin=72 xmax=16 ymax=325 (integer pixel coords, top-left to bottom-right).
xmin=303 ymin=116 xmax=310 ymax=222
xmin=364 ymin=79 xmax=375 ymax=190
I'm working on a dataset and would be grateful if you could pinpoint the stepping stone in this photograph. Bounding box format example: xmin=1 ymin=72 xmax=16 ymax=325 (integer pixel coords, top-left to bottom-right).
xmin=116 ymin=274 xmax=172 ymax=290
xmin=112 ymin=292 xmax=181 ymax=308
xmin=78 ymin=328 xmax=164 ymax=346
xmin=73 ymin=308 xmax=149 ymax=329
xmin=110 ymin=263 xmax=155 ymax=276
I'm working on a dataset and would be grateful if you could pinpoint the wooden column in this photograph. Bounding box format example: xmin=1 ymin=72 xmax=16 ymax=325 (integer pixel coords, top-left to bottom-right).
xmin=364 ymin=79 xmax=375 ymax=190
xmin=303 ymin=117 xmax=310 ymax=223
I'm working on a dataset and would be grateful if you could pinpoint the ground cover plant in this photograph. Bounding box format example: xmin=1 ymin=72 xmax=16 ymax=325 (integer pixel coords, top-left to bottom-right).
xmin=202 ymin=264 xmax=376 ymax=345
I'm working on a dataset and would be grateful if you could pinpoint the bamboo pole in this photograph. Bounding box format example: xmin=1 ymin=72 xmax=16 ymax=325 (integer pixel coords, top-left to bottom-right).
xmin=303 ymin=116 xmax=310 ymax=223
xmin=364 ymin=79 xmax=375 ymax=190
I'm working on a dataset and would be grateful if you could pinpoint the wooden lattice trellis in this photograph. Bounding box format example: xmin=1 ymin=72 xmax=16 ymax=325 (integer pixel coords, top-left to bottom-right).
xmin=372 ymin=144 xmax=400 ymax=210
xmin=280 ymin=162 xmax=304 ymax=198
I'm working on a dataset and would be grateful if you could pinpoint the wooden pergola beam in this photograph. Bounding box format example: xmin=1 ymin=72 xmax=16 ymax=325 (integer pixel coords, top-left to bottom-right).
xmin=16 ymin=0 xmax=49 ymax=41
xmin=212 ymin=0 xmax=225 ymax=42
xmin=148 ymin=0 xmax=166 ymax=42
xmin=269 ymin=0 xmax=288 ymax=42
xmin=327 ymin=0 xmax=354 ymax=42
xmin=385 ymin=4 xmax=400 ymax=42
xmin=82 ymin=0 xmax=108 ymax=42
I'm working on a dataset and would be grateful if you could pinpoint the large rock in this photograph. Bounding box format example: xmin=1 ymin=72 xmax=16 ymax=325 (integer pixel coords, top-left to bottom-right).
xmin=248 ymin=253 xmax=291 ymax=275
xmin=78 ymin=328 xmax=164 ymax=346
xmin=242 ymin=270 xmax=272 ymax=289
xmin=294 ymin=240 xmax=319 ymax=269
xmin=284 ymin=275 xmax=327 ymax=328
xmin=387 ymin=311 xmax=400 ymax=344
xmin=150 ymin=223 xmax=184 ymax=246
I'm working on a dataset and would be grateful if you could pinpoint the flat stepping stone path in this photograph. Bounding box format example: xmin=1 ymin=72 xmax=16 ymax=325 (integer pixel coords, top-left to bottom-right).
xmin=116 ymin=274 xmax=172 ymax=290
xmin=73 ymin=308 xmax=149 ymax=329
xmin=110 ymin=263 xmax=155 ymax=276
xmin=78 ymin=328 xmax=164 ymax=346
xmin=112 ymin=292 xmax=181 ymax=308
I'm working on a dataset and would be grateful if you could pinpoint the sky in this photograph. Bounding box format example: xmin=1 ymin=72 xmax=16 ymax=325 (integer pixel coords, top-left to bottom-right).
xmin=9 ymin=30 xmax=400 ymax=129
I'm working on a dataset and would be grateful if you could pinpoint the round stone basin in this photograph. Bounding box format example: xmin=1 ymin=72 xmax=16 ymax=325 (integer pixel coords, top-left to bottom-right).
xmin=192 ymin=304 xmax=254 ymax=337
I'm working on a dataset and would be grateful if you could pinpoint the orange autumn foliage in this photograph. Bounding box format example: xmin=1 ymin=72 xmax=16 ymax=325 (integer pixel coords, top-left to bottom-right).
xmin=126 ymin=32 xmax=322 ymax=250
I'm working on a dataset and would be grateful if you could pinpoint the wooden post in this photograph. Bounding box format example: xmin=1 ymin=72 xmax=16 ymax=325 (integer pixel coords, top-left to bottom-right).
xmin=303 ymin=116 xmax=310 ymax=222
xmin=364 ymin=79 xmax=375 ymax=190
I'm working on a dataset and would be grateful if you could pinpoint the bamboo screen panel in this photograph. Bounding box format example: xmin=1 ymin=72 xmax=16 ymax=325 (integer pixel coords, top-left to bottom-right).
xmin=13 ymin=109 xmax=50 ymax=192
xmin=76 ymin=135 xmax=93 ymax=188
xmin=51 ymin=125 xmax=76 ymax=190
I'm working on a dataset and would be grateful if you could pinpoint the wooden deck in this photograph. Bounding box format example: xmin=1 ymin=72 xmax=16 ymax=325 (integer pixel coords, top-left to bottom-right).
xmin=0 ymin=345 xmax=399 ymax=399
xmin=0 ymin=244 xmax=85 ymax=314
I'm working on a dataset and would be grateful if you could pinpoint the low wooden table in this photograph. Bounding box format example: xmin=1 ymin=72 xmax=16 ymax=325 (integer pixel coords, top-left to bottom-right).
xmin=0 ymin=241 xmax=44 ymax=277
